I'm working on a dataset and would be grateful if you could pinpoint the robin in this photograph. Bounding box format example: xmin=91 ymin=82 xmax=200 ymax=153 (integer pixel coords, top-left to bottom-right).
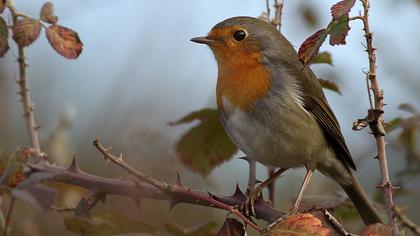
xmin=191 ymin=16 xmax=382 ymax=225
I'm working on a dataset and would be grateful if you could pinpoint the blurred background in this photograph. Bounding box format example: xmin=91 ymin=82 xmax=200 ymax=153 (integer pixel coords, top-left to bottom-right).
xmin=0 ymin=0 xmax=419 ymax=235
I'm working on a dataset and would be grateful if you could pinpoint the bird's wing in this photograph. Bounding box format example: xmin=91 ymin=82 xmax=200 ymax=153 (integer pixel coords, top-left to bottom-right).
xmin=286 ymin=60 xmax=356 ymax=170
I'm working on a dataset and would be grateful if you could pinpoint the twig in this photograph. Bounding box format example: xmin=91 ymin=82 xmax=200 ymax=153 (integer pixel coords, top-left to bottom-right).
xmin=358 ymin=0 xmax=399 ymax=234
xmin=4 ymin=198 xmax=15 ymax=236
xmin=6 ymin=0 xmax=44 ymax=161
xmin=265 ymin=0 xmax=271 ymax=20
xmin=273 ymin=0 xmax=284 ymax=31
xmin=323 ymin=209 xmax=355 ymax=236
xmin=93 ymin=139 xmax=262 ymax=232
xmin=393 ymin=207 xmax=420 ymax=236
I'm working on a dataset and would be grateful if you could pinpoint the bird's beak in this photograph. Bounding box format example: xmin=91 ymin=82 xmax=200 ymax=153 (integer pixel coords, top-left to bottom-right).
xmin=190 ymin=36 xmax=216 ymax=45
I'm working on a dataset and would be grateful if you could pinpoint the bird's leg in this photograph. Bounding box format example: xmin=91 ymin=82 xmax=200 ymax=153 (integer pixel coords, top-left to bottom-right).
xmin=290 ymin=168 xmax=314 ymax=214
xmin=246 ymin=159 xmax=257 ymax=194
xmin=243 ymin=168 xmax=287 ymax=217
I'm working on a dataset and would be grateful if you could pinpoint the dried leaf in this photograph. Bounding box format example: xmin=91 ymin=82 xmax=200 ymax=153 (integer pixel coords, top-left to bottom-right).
xmin=12 ymin=17 xmax=41 ymax=47
xmin=298 ymin=29 xmax=329 ymax=66
xmin=0 ymin=16 xmax=9 ymax=57
xmin=398 ymin=103 xmax=417 ymax=114
xmin=217 ymin=218 xmax=245 ymax=236
xmin=46 ymin=25 xmax=83 ymax=59
xmin=331 ymin=0 xmax=356 ymax=20
xmin=329 ymin=16 xmax=350 ymax=45
xmin=170 ymin=109 xmax=237 ymax=176
xmin=319 ymin=79 xmax=341 ymax=95
xmin=361 ymin=223 xmax=392 ymax=236
xmin=262 ymin=213 xmax=331 ymax=236
xmin=40 ymin=2 xmax=58 ymax=24
xmin=311 ymin=52 xmax=332 ymax=65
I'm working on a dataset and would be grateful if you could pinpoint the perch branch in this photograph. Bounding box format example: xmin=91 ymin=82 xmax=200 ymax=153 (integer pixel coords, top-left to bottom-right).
xmin=93 ymin=139 xmax=262 ymax=231
xmin=358 ymin=0 xmax=399 ymax=234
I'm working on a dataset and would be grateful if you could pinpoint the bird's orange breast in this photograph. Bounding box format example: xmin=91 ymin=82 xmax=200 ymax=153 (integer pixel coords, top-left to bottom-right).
xmin=215 ymin=49 xmax=272 ymax=112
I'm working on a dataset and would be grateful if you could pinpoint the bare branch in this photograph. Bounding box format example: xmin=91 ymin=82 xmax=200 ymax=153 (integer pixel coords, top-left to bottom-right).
xmin=357 ymin=0 xmax=399 ymax=234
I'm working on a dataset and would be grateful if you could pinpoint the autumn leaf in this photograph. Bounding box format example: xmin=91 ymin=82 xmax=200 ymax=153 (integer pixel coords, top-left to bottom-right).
xmin=361 ymin=223 xmax=392 ymax=236
xmin=262 ymin=213 xmax=331 ymax=236
xmin=0 ymin=16 xmax=9 ymax=57
xmin=46 ymin=25 xmax=83 ymax=59
xmin=398 ymin=103 xmax=417 ymax=114
xmin=329 ymin=16 xmax=350 ymax=45
xmin=12 ymin=17 xmax=41 ymax=47
xmin=311 ymin=52 xmax=332 ymax=65
xmin=217 ymin=218 xmax=245 ymax=236
xmin=298 ymin=29 xmax=329 ymax=67
xmin=300 ymin=5 xmax=319 ymax=28
xmin=170 ymin=109 xmax=237 ymax=176
xmin=319 ymin=79 xmax=341 ymax=95
xmin=40 ymin=2 xmax=58 ymax=24
xmin=331 ymin=0 xmax=356 ymax=20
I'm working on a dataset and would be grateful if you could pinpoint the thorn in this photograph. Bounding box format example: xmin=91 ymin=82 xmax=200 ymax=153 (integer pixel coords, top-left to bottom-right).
xmin=374 ymin=155 xmax=379 ymax=160
xmin=168 ymin=198 xmax=181 ymax=211
xmin=118 ymin=152 xmax=123 ymax=161
xmin=174 ymin=170 xmax=183 ymax=187
xmin=239 ymin=156 xmax=252 ymax=163
xmin=67 ymin=156 xmax=81 ymax=173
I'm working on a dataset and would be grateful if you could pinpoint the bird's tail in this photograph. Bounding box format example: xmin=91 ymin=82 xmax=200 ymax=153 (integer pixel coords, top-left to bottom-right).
xmin=339 ymin=172 xmax=383 ymax=225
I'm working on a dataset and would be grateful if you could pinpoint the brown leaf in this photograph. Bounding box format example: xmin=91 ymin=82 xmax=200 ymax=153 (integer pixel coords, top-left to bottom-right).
xmin=331 ymin=0 xmax=356 ymax=20
xmin=385 ymin=117 xmax=402 ymax=133
xmin=0 ymin=0 xmax=5 ymax=14
xmin=300 ymin=5 xmax=319 ymax=28
xmin=311 ymin=52 xmax=332 ymax=65
xmin=298 ymin=29 xmax=329 ymax=67
xmin=46 ymin=25 xmax=83 ymax=59
xmin=217 ymin=218 xmax=245 ymax=236
xmin=361 ymin=223 xmax=392 ymax=236
xmin=170 ymin=109 xmax=238 ymax=176
xmin=398 ymin=103 xmax=417 ymax=114
xmin=329 ymin=16 xmax=350 ymax=46
xmin=12 ymin=17 xmax=41 ymax=47
xmin=262 ymin=213 xmax=331 ymax=236
xmin=40 ymin=2 xmax=58 ymax=24
xmin=0 ymin=16 xmax=9 ymax=57
xmin=319 ymin=79 xmax=341 ymax=95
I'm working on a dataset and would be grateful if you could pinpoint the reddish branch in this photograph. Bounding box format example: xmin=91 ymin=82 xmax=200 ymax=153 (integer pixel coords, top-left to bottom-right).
xmin=357 ymin=0 xmax=399 ymax=235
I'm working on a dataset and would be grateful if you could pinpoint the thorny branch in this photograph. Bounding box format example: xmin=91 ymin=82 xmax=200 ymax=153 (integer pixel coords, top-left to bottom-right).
xmin=357 ymin=0 xmax=399 ymax=234
xmin=93 ymin=139 xmax=262 ymax=232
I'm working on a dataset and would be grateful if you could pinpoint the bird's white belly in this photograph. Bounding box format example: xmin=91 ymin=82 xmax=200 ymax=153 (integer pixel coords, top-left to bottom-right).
xmin=220 ymin=96 xmax=327 ymax=169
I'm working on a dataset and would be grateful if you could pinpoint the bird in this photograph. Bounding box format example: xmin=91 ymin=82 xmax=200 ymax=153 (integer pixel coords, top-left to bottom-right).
xmin=191 ymin=16 xmax=383 ymax=225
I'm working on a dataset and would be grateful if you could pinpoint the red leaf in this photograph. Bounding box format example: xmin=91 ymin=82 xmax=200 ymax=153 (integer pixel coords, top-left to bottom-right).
xmin=217 ymin=218 xmax=245 ymax=236
xmin=40 ymin=2 xmax=58 ymax=24
xmin=298 ymin=29 xmax=328 ymax=67
xmin=331 ymin=0 xmax=356 ymax=20
xmin=12 ymin=17 xmax=41 ymax=47
xmin=329 ymin=16 xmax=350 ymax=45
xmin=361 ymin=223 xmax=392 ymax=236
xmin=46 ymin=25 xmax=83 ymax=59
xmin=0 ymin=16 xmax=9 ymax=57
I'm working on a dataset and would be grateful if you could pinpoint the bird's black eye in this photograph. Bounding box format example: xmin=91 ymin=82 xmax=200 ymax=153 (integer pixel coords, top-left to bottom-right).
xmin=233 ymin=30 xmax=247 ymax=41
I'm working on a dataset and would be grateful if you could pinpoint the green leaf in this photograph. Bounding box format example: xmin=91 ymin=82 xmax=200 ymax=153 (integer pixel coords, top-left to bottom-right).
xmin=398 ymin=103 xmax=417 ymax=114
xmin=330 ymin=0 xmax=356 ymax=20
xmin=0 ymin=16 xmax=9 ymax=57
xmin=298 ymin=29 xmax=329 ymax=67
xmin=64 ymin=211 xmax=156 ymax=236
xmin=12 ymin=17 xmax=42 ymax=47
xmin=40 ymin=2 xmax=58 ymax=24
xmin=311 ymin=52 xmax=332 ymax=65
xmin=165 ymin=222 xmax=217 ymax=236
xmin=171 ymin=109 xmax=237 ymax=176
xmin=329 ymin=16 xmax=350 ymax=46
xmin=385 ymin=117 xmax=402 ymax=133
xmin=318 ymin=79 xmax=341 ymax=95
xmin=262 ymin=213 xmax=331 ymax=236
